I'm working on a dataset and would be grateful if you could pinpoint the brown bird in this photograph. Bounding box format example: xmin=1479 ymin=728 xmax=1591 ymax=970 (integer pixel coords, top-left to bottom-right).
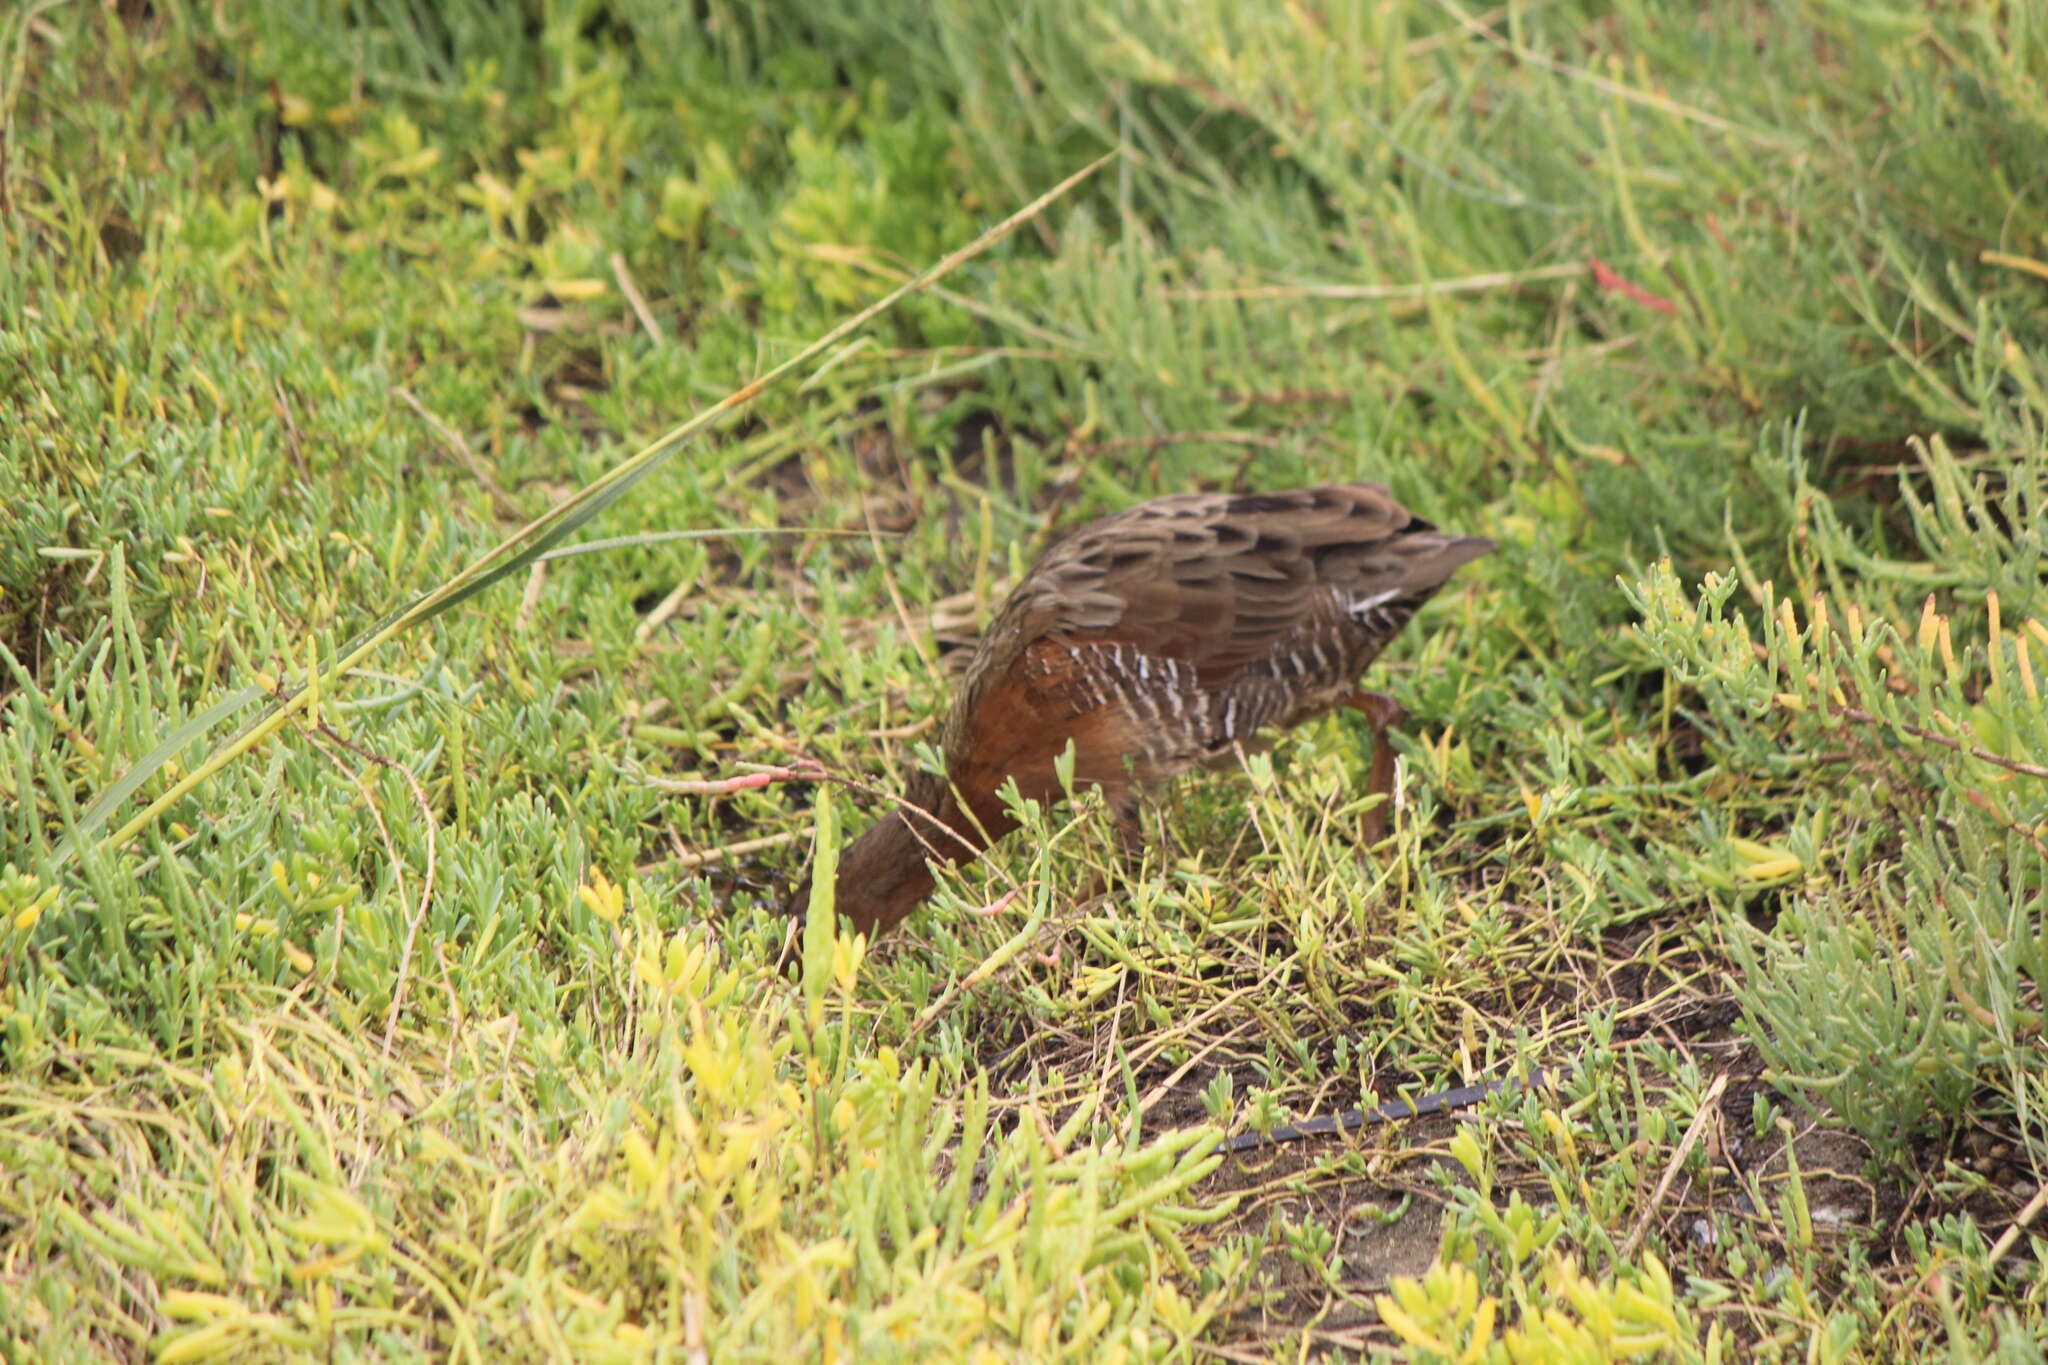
xmin=799 ymin=482 xmax=1492 ymax=939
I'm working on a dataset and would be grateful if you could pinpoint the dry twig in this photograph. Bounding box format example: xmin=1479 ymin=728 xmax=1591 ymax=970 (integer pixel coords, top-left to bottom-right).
xmin=1621 ymin=1073 xmax=1730 ymax=1258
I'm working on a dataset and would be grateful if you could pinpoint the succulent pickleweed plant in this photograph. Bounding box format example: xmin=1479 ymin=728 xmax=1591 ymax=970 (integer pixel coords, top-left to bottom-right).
xmin=1624 ymin=437 xmax=2048 ymax=1165
xmin=1377 ymin=1251 xmax=1694 ymax=1365
xmin=0 ymin=865 xmax=61 ymax=937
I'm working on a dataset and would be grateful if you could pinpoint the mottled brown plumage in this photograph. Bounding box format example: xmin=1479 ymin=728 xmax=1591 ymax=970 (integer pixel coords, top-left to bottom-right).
xmin=802 ymin=482 xmax=1493 ymax=938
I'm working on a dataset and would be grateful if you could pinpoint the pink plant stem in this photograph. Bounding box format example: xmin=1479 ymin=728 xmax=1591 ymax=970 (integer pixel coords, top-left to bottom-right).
xmin=669 ymin=762 xmax=827 ymax=795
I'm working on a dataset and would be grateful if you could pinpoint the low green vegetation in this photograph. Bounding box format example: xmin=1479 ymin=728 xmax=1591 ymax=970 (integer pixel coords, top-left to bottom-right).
xmin=3 ymin=1 xmax=2043 ymax=1359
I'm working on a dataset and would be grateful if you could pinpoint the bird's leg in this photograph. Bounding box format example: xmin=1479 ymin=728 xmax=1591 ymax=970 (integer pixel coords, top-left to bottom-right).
xmin=1109 ymin=789 xmax=1148 ymax=860
xmin=1343 ymin=689 xmax=1406 ymax=845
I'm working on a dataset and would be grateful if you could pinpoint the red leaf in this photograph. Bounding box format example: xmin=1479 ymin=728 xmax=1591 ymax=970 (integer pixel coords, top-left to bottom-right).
xmin=1588 ymin=256 xmax=1678 ymax=314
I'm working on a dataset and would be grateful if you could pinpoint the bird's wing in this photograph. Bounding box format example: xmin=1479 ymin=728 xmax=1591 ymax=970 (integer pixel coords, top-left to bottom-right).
xmin=1008 ymin=483 xmax=1487 ymax=692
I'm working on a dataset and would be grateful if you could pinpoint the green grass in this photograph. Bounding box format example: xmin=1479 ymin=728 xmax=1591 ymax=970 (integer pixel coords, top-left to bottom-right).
xmin=3 ymin=0 xmax=2045 ymax=1360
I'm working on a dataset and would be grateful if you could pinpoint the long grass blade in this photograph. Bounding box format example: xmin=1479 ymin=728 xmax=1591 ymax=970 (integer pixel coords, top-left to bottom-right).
xmin=55 ymin=153 xmax=1114 ymax=865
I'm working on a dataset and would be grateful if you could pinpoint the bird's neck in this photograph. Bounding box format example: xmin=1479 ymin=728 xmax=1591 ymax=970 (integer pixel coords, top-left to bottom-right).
xmin=828 ymin=776 xmax=1018 ymax=938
